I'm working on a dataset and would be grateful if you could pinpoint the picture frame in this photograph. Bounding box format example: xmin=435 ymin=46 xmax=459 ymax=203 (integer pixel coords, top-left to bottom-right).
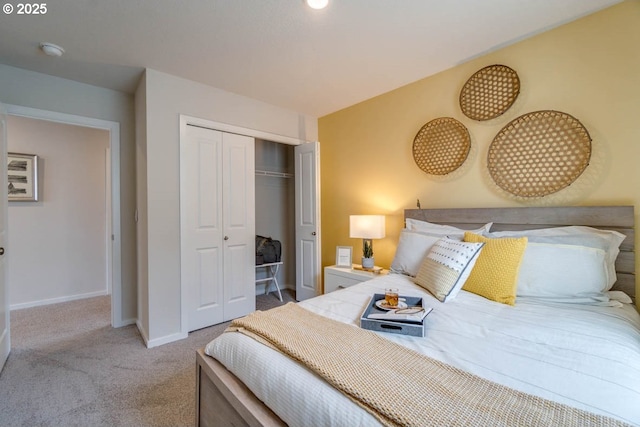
xmin=335 ymin=246 xmax=353 ymax=268
xmin=7 ymin=152 xmax=39 ymax=202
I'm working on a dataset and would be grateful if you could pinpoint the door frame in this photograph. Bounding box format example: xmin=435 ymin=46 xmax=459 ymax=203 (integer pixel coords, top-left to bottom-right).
xmin=0 ymin=102 xmax=9 ymax=371
xmin=178 ymin=115 xmax=314 ymax=335
xmin=5 ymin=104 xmax=123 ymax=327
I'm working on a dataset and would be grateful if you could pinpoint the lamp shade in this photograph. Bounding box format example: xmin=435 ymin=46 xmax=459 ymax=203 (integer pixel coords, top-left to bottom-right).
xmin=349 ymin=215 xmax=385 ymax=239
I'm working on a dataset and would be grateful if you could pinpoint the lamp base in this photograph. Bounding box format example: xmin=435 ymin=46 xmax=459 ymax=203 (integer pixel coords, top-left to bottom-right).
xmin=361 ymin=257 xmax=374 ymax=269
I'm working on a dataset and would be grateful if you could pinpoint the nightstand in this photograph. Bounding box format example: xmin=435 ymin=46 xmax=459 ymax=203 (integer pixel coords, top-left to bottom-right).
xmin=324 ymin=265 xmax=389 ymax=294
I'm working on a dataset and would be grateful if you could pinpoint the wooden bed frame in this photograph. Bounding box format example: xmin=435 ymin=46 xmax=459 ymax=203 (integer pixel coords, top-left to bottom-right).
xmin=195 ymin=205 xmax=636 ymax=427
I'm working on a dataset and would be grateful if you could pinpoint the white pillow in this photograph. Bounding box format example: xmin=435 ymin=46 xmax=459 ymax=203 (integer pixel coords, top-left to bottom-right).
xmin=488 ymin=226 xmax=625 ymax=290
xmin=413 ymin=238 xmax=484 ymax=302
xmin=391 ymin=221 xmax=492 ymax=277
xmin=516 ymin=243 xmax=608 ymax=297
xmin=405 ymin=218 xmax=492 ymax=235
xmin=390 ymin=220 xmax=491 ymax=277
xmin=390 ymin=230 xmax=443 ymax=277
xmin=608 ymin=290 xmax=633 ymax=304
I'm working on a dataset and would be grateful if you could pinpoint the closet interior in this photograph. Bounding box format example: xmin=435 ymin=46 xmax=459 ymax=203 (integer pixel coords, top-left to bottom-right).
xmin=254 ymin=139 xmax=295 ymax=297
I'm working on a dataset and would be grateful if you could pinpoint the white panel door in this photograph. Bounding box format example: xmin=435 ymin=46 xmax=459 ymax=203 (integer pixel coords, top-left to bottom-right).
xmin=181 ymin=125 xmax=224 ymax=331
xmin=182 ymin=125 xmax=255 ymax=331
xmin=0 ymin=103 xmax=8 ymax=370
xmin=295 ymin=141 xmax=320 ymax=301
xmin=221 ymin=132 xmax=255 ymax=321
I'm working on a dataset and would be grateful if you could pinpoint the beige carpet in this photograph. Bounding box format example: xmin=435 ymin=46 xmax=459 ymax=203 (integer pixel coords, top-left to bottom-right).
xmin=0 ymin=290 xmax=295 ymax=427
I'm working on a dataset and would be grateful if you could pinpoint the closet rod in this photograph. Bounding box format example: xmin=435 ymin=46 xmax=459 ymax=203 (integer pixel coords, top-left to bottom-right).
xmin=255 ymin=169 xmax=293 ymax=179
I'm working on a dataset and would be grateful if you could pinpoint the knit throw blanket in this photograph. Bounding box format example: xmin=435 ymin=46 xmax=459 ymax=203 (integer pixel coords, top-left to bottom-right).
xmin=229 ymin=302 xmax=631 ymax=427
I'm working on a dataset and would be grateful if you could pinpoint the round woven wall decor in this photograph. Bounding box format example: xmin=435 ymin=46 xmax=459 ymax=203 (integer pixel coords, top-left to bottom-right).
xmin=488 ymin=110 xmax=591 ymax=198
xmin=413 ymin=117 xmax=470 ymax=176
xmin=460 ymin=64 xmax=520 ymax=121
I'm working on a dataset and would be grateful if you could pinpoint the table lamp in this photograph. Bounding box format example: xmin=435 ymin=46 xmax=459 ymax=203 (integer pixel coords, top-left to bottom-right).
xmin=350 ymin=215 xmax=385 ymax=269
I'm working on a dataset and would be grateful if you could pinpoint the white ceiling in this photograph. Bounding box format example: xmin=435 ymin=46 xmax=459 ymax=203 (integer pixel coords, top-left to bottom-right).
xmin=0 ymin=0 xmax=621 ymax=117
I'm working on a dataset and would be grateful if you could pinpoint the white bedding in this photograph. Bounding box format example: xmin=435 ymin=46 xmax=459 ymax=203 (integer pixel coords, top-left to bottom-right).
xmin=206 ymin=274 xmax=640 ymax=427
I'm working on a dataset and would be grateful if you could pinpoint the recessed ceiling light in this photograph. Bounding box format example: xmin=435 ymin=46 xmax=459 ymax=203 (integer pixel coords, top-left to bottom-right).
xmin=306 ymin=0 xmax=328 ymax=10
xmin=39 ymin=42 xmax=65 ymax=57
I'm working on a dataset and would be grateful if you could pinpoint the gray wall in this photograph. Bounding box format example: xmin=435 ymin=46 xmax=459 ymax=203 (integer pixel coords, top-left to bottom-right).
xmin=0 ymin=64 xmax=137 ymax=325
xmin=137 ymin=68 xmax=317 ymax=346
xmin=7 ymin=116 xmax=110 ymax=308
xmin=135 ymin=71 xmax=149 ymax=338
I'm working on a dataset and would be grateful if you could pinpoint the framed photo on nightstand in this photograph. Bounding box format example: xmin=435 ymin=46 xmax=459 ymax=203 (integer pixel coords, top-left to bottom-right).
xmin=335 ymin=246 xmax=352 ymax=268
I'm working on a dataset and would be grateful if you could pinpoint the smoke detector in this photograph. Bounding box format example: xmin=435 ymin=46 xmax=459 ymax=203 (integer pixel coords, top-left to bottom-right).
xmin=40 ymin=42 xmax=65 ymax=57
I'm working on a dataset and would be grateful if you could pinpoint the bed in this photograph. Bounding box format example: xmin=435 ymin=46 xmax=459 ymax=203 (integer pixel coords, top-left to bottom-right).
xmin=195 ymin=206 xmax=639 ymax=427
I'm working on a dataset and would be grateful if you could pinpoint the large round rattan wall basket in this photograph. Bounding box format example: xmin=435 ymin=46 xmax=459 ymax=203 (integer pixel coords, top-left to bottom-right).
xmin=488 ymin=110 xmax=592 ymax=198
xmin=413 ymin=117 xmax=470 ymax=176
xmin=460 ymin=64 xmax=520 ymax=121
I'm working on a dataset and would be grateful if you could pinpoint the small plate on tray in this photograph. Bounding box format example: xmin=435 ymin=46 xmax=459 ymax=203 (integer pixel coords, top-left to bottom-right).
xmin=375 ymin=299 xmax=408 ymax=311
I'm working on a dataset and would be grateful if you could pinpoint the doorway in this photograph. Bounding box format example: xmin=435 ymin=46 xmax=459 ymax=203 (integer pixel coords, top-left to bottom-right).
xmin=5 ymin=105 xmax=123 ymax=327
xmin=254 ymin=139 xmax=295 ymax=297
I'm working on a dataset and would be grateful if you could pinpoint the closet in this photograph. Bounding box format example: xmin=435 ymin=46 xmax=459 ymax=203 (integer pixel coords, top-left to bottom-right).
xmin=180 ymin=117 xmax=320 ymax=333
xmin=181 ymin=125 xmax=255 ymax=332
xmin=254 ymin=139 xmax=295 ymax=298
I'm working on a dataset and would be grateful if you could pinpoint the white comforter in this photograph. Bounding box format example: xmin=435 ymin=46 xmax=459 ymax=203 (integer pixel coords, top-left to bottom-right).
xmin=206 ymin=274 xmax=640 ymax=427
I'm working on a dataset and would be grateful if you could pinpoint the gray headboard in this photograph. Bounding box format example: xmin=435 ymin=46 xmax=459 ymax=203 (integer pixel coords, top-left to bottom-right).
xmin=404 ymin=206 xmax=635 ymax=300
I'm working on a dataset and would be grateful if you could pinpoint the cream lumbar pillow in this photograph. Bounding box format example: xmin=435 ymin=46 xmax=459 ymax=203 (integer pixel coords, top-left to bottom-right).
xmin=414 ymin=238 xmax=485 ymax=302
xmin=462 ymin=232 xmax=528 ymax=306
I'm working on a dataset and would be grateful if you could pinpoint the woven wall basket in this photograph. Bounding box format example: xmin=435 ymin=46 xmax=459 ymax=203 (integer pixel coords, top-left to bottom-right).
xmin=488 ymin=110 xmax=592 ymax=198
xmin=413 ymin=117 xmax=470 ymax=176
xmin=460 ymin=64 xmax=520 ymax=121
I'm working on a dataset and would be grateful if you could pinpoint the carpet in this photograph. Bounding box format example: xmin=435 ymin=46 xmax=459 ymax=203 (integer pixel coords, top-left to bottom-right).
xmin=0 ymin=290 xmax=295 ymax=427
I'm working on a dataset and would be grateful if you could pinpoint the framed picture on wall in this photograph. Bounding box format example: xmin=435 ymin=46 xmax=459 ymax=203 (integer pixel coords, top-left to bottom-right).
xmin=7 ymin=152 xmax=39 ymax=202
xmin=335 ymin=246 xmax=352 ymax=268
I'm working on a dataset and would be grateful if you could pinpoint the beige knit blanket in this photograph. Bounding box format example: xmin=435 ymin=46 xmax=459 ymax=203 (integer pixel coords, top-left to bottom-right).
xmin=229 ymin=302 xmax=631 ymax=427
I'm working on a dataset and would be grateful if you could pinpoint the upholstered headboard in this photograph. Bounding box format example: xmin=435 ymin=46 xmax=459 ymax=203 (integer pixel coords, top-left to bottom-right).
xmin=404 ymin=206 xmax=635 ymax=300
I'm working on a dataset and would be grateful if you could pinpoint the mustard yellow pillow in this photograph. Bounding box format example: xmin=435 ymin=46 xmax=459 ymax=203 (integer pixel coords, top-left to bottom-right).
xmin=462 ymin=232 xmax=528 ymax=305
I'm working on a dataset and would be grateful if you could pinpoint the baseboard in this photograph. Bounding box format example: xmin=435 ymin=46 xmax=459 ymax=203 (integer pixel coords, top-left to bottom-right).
xmin=135 ymin=284 xmax=292 ymax=349
xmin=10 ymin=290 xmax=110 ymax=311
xmin=0 ymin=327 xmax=9 ymax=371
xmin=140 ymin=326 xmax=188 ymax=349
xmin=117 ymin=317 xmax=137 ymax=328
xmin=136 ymin=320 xmax=150 ymax=347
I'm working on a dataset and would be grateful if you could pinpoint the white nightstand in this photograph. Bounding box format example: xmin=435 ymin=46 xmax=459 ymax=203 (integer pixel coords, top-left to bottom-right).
xmin=324 ymin=265 xmax=389 ymax=294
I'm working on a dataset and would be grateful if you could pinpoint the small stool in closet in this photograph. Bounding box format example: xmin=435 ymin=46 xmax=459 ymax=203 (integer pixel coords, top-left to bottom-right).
xmin=255 ymin=261 xmax=283 ymax=301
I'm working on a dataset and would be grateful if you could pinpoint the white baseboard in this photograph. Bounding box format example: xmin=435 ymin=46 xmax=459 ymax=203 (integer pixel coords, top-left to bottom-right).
xmin=144 ymin=329 xmax=188 ymax=349
xmin=10 ymin=290 xmax=110 ymax=311
xmin=0 ymin=327 xmax=9 ymax=370
xmin=117 ymin=318 xmax=137 ymax=327
xmin=136 ymin=320 xmax=150 ymax=347
xmin=137 ymin=283 xmax=293 ymax=349
xmin=137 ymin=318 xmax=188 ymax=349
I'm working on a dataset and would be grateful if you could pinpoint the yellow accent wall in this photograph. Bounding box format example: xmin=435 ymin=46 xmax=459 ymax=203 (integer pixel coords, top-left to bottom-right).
xmin=319 ymin=1 xmax=640 ymax=304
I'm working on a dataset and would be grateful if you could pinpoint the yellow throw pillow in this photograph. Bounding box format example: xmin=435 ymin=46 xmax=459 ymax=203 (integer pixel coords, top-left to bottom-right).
xmin=462 ymin=232 xmax=528 ymax=306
